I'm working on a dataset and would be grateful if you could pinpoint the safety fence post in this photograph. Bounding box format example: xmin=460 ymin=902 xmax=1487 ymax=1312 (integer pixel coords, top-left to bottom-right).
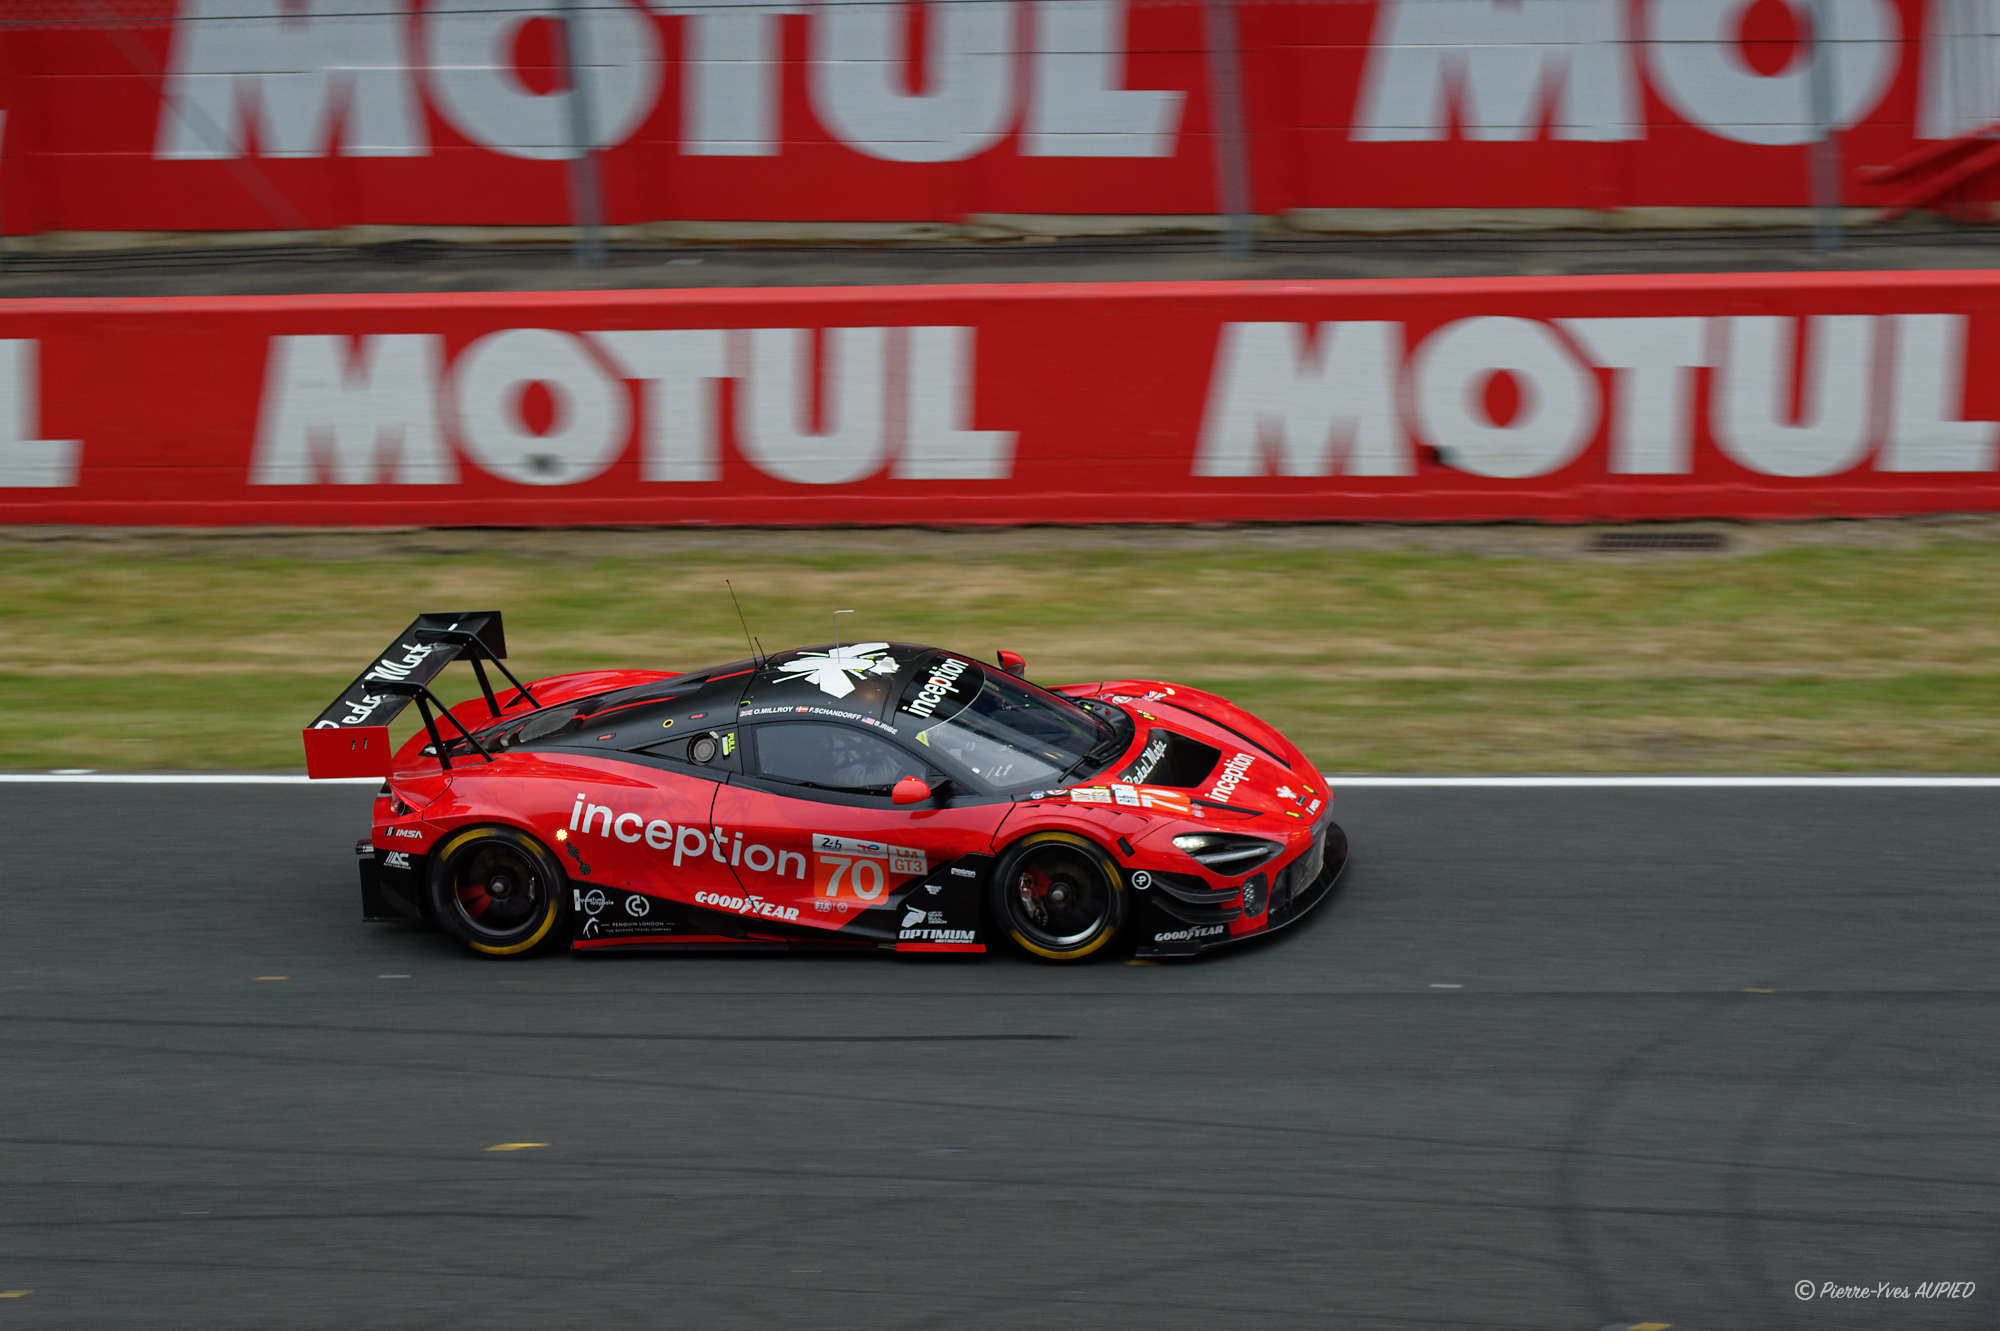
xmin=1807 ymin=0 xmax=1845 ymax=251
xmin=1201 ymin=0 xmax=1255 ymax=258
xmin=561 ymin=0 xmax=608 ymax=267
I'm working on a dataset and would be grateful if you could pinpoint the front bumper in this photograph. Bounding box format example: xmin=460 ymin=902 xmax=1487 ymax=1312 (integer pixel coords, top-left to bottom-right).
xmin=1133 ymin=815 xmax=1348 ymax=958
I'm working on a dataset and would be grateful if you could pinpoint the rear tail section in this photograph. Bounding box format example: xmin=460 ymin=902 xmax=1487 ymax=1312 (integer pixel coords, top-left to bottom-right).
xmin=302 ymin=611 xmax=517 ymax=778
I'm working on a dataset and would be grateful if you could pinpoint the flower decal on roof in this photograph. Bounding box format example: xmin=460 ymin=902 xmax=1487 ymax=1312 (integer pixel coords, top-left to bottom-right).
xmin=773 ymin=643 xmax=900 ymax=698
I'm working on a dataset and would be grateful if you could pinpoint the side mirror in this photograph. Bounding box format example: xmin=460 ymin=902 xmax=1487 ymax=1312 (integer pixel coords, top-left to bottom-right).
xmin=997 ymin=650 xmax=1026 ymax=677
xmin=892 ymin=775 xmax=933 ymax=806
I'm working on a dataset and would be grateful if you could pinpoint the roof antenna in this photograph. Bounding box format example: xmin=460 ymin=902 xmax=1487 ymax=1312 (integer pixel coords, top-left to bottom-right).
xmin=833 ymin=608 xmax=853 ymax=652
xmin=726 ymin=580 xmax=762 ymax=666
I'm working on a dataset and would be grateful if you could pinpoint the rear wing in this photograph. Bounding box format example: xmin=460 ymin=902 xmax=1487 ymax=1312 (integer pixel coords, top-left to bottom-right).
xmin=302 ymin=611 xmax=538 ymax=779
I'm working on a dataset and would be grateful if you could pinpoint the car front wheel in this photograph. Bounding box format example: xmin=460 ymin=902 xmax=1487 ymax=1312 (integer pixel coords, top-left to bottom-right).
xmin=990 ymin=832 xmax=1128 ymax=963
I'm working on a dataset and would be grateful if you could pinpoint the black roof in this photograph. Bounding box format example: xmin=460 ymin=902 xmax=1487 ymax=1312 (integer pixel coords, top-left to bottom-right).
xmin=459 ymin=643 xmax=1015 ymax=765
xmin=550 ymin=643 xmax=952 ymax=752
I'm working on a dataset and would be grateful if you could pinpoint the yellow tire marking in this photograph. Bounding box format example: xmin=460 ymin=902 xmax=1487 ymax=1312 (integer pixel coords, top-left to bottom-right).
xmin=254 ymin=976 xmax=288 ymax=981
xmin=439 ymin=828 xmax=561 ymax=957
xmin=484 ymin=1142 xmax=548 ymax=1152
xmin=1007 ymin=832 xmax=1123 ymax=961
xmin=1743 ymin=987 xmax=1775 ymax=994
xmin=0 ymin=1291 xmax=32 ymax=1299
xmin=468 ymin=902 xmax=559 ymax=957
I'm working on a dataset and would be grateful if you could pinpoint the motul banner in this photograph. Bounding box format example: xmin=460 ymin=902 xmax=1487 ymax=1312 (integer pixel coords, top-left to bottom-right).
xmin=0 ymin=0 xmax=1994 ymax=233
xmin=6 ymin=272 xmax=2000 ymax=525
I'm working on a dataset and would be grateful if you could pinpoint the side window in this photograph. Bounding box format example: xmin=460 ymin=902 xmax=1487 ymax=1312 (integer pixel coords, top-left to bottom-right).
xmin=751 ymin=722 xmax=926 ymax=796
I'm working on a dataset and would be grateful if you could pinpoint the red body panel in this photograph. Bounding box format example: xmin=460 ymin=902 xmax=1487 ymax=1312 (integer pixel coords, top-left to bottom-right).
xmin=711 ymin=784 xmax=1004 ymax=943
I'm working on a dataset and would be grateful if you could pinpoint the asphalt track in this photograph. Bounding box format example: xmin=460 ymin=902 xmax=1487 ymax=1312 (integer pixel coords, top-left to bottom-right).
xmin=2 ymin=782 xmax=1995 ymax=1331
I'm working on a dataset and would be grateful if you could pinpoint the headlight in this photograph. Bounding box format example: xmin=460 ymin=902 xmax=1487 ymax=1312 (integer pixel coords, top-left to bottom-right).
xmin=1172 ymin=832 xmax=1281 ymax=873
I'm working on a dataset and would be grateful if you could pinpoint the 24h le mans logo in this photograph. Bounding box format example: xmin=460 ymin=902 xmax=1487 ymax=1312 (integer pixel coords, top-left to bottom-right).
xmin=775 ymin=643 xmax=900 ymax=698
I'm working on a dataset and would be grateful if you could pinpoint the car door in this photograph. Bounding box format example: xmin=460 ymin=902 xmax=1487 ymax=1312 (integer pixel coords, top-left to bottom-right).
xmin=712 ymin=719 xmax=1008 ymax=937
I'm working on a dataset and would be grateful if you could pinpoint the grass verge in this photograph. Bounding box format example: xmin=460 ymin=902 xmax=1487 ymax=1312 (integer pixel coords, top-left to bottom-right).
xmin=3 ymin=526 xmax=1998 ymax=771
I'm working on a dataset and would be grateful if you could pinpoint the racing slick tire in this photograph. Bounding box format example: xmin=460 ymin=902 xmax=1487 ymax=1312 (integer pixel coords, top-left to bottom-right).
xmin=990 ymin=831 xmax=1129 ymax=963
xmin=427 ymin=826 xmax=568 ymax=958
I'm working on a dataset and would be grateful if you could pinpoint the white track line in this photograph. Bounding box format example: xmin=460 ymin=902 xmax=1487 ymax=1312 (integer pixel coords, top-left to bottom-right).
xmin=0 ymin=773 xmax=1996 ymax=788
xmin=1324 ymin=775 xmax=2000 ymax=789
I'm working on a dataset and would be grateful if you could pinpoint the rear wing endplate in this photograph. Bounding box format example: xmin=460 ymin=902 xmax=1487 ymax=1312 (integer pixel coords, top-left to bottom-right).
xmin=302 ymin=611 xmax=536 ymax=778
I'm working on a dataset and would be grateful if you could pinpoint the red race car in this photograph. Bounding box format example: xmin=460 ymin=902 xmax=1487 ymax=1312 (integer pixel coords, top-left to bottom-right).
xmin=305 ymin=612 xmax=1347 ymax=962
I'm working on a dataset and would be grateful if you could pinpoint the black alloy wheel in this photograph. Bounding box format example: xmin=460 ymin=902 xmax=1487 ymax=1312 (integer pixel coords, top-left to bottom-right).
xmin=990 ymin=833 xmax=1128 ymax=962
xmin=427 ymin=826 xmax=567 ymax=957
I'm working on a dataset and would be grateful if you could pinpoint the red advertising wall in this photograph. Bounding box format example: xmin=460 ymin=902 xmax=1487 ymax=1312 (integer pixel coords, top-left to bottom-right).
xmin=5 ymin=271 xmax=2000 ymax=526
xmin=0 ymin=0 xmax=1992 ymax=234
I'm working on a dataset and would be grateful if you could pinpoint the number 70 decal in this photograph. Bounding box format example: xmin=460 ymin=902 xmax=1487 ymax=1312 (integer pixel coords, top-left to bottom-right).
xmin=816 ymin=853 xmax=888 ymax=901
xmin=809 ymin=835 xmax=928 ymax=903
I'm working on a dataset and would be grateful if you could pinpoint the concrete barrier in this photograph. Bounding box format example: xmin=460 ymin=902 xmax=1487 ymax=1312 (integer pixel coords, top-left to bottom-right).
xmin=4 ymin=272 xmax=1999 ymax=525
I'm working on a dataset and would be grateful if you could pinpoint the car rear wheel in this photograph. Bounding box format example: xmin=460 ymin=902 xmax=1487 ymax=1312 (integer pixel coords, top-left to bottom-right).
xmin=991 ymin=832 xmax=1127 ymax=963
xmin=427 ymin=826 xmax=567 ymax=958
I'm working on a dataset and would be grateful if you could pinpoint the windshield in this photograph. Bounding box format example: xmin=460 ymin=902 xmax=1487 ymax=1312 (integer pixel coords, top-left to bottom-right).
xmin=892 ymin=653 xmax=1124 ymax=792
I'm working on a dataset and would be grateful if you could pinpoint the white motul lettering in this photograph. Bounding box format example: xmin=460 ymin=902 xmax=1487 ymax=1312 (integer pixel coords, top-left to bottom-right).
xmin=156 ymin=0 xmax=423 ymax=159
xmin=1412 ymin=317 xmax=1598 ymax=479
xmin=1714 ymin=316 xmax=1874 ymax=478
xmin=810 ymin=0 xmax=1013 ymax=163
xmin=653 ymin=0 xmax=798 ymax=155
xmin=896 ymin=325 xmax=1016 ymax=477
xmin=895 ymin=327 xmax=1016 ymax=480
xmin=1195 ymin=322 xmax=1406 ymax=477
xmin=645 ymin=818 xmax=673 ymax=849
xmin=425 ymin=0 xmax=661 ymax=161
xmin=0 ymin=341 xmax=79 ymax=488
xmin=1647 ymin=0 xmax=1898 ymax=147
xmin=777 ymin=849 xmax=806 ymax=879
xmin=737 ymin=328 xmax=888 ymax=484
xmin=1920 ymin=0 xmax=2000 ymax=138
xmin=454 ymin=328 xmax=628 ymax=487
xmin=251 ymin=335 xmax=454 ymax=485
xmin=1024 ymin=0 xmax=1183 ymax=156
xmin=1560 ymin=318 xmax=1708 ymax=475
xmin=1881 ymin=314 xmax=1999 ymax=472
xmin=1355 ymin=0 xmax=1636 ymax=142
xmin=674 ymin=824 xmax=706 ymax=867
xmin=591 ymin=329 xmax=727 ymax=482
xmin=613 ymin=812 xmax=643 ymax=843
xmin=582 ymin=803 xmax=614 ymax=837
xmin=744 ymin=843 xmax=774 ymax=873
